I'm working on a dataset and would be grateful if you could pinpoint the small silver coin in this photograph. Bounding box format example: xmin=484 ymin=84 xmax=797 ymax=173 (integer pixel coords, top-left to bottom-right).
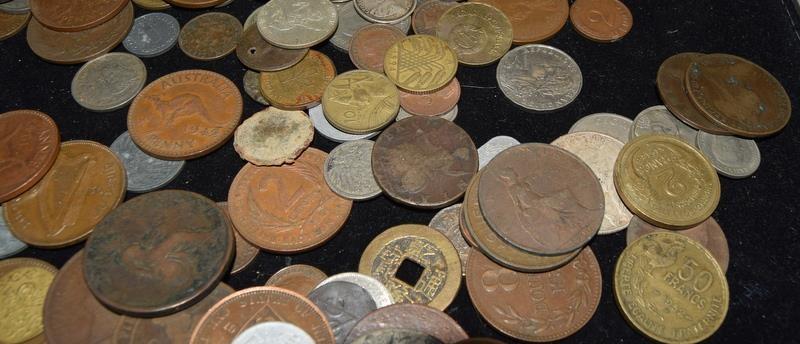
xmin=257 ymin=0 xmax=338 ymax=49
xmin=316 ymin=272 xmax=394 ymax=308
xmin=309 ymin=281 xmax=377 ymax=344
xmin=352 ymin=329 xmax=442 ymax=344
xmin=123 ymin=12 xmax=180 ymax=58
xmin=0 ymin=206 xmax=27 ymax=259
xmin=110 ymin=131 xmax=185 ymax=193
xmin=71 ymin=53 xmax=146 ymax=112
xmin=324 ymin=140 xmax=382 ymax=201
xmin=355 ymin=0 xmax=416 ymax=24
xmin=630 ymin=105 xmax=698 ymax=144
xmin=243 ymin=70 xmax=269 ymax=106
xmin=497 ymin=44 xmax=582 ymax=111
xmin=696 ymin=130 xmax=760 ymax=179
xmin=232 ymin=322 xmax=314 ymax=344
xmin=0 ymin=0 xmax=28 ymax=14
xmin=476 ymin=135 xmax=520 ymax=170
xmin=428 ymin=204 xmax=468 ymax=276
xmin=396 ymin=105 xmax=458 ymax=122
xmin=569 ymin=112 xmax=632 ymax=143
xmin=331 ymin=1 xmax=411 ymax=51
xmin=309 ymin=105 xmax=379 ymax=143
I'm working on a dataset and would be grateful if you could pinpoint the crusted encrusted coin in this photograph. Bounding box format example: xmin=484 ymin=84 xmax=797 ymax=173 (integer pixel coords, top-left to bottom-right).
xmin=257 ymin=0 xmax=337 ymax=49
xmin=497 ymin=44 xmax=582 ymax=111
xmin=123 ymin=13 xmax=180 ymax=58
xmin=0 ymin=207 xmax=26 ymax=258
xmin=110 ymin=131 xmax=184 ymax=193
xmin=309 ymin=105 xmax=380 ymax=142
xmin=324 ymin=140 xmax=382 ymax=201
xmin=627 ymin=216 xmax=729 ymax=273
xmin=178 ymin=12 xmax=241 ymax=61
xmin=260 ymin=50 xmax=337 ymax=110
xmin=355 ymin=0 xmax=415 ymax=24
xmin=569 ymin=112 xmax=632 ymax=143
xmin=236 ymin=26 xmax=308 ymax=72
xmin=330 ymin=1 xmax=411 ymax=51
xmin=428 ymin=204 xmax=469 ymax=276
xmin=476 ymin=135 xmax=520 ymax=170
xmin=631 ymin=105 xmax=699 ymax=144
xmin=316 ymin=272 xmax=394 ymax=308
xmin=243 ymin=70 xmax=269 ymax=105
xmin=695 ymin=130 xmax=760 ymax=178
xmin=323 ymin=70 xmax=400 ymax=134
xmin=71 ymin=53 xmax=146 ymax=112
xmin=232 ymin=322 xmax=315 ymax=344
xmin=384 ymin=34 xmax=458 ymax=93
xmin=308 ymin=281 xmax=377 ymax=343
xmin=436 ymin=3 xmax=512 ymax=66
xmin=233 ymin=107 xmax=314 ymax=166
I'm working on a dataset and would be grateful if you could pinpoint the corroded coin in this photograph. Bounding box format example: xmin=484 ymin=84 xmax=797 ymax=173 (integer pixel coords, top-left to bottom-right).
xmin=570 ymin=0 xmax=632 ymax=42
xmin=243 ymin=70 xmax=269 ymax=105
xmin=0 ymin=10 xmax=28 ymax=41
xmin=384 ymin=35 xmax=457 ymax=93
xmin=324 ymin=140 xmax=382 ymax=201
xmin=164 ymin=0 xmax=225 ymax=8
xmin=260 ymin=50 xmax=336 ymax=110
xmin=257 ymin=0 xmax=337 ymax=49
xmin=0 ymin=110 xmax=59 ymax=204
xmin=308 ymin=281 xmax=377 ymax=343
xmin=71 ymin=53 xmax=146 ymax=112
xmin=627 ymin=216 xmax=729 ymax=273
xmin=0 ymin=258 xmax=57 ymax=344
xmin=398 ymin=77 xmax=460 ymax=117
xmin=110 ymin=131 xmax=185 ymax=193
xmin=436 ymin=2 xmax=513 ymax=66
xmin=350 ymin=23 xmax=406 ymax=73
xmin=123 ymin=13 xmax=180 ymax=58
xmin=473 ymin=0 xmax=569 ymax=44
xmin=476 ymin=135 xmax=520 ymax=170
xmin=323 ymin=70 xmax=400 ymax=134
xmin=233 ymin=107 xmax=314 ymax=166
xmin=236 ymin=26 xmax=308 ymax=72
xmin=228 ymin=148 xmax=352 ymax=253
xmin=0 ymin=207 xmax=26 ymax=258
xmin=233 ymin=322 xmax=315 ymax=344
xmin=479 ymin=143 xmax=604 ymax=255
xmin=372 ymin=116 xmax=477 ymax=208
xmin=309 ymin=105 xmax=380 ymax=142
xmin=30 ymin=0 xmax=127 ymax=32
xmin=352 ymin=329 xmax=442 ymax=344
xmin=615 ymin=232 xmax=729 ymax=344
xmin=330 ymin=1 xmax=411 ymax=52
xmin=429 ymin=204 xmax=469 ymax=276
xmin=218 ymin=202 xmax=259 ymax=275
xmin=497 ymin=44 xmax=582 ymax=111
xmin=128 ymin=70 xmax=243 ymax=160
xmin=84 ymin=190 xmax=234 ymax=316
xmin=569 ymin=112 xmax=632 ymax=143
xmin=355 ymin=0 xmax=415 ymax=24
xmin=345 ymin=304 xmax=468 ymax=343
xmin=631 ymin=105 xmax=699 ymax=144
xmin=695 ymin=130 xmax=760 ymax=178
xmin=358 ymin=224 xmax=461 ymax=310
xmin=132 ymin=0 xmax=170 ymax=10
xmin=316 ymin=272 xmax=394 ymax=308
xmin=178 ymin=12 xmax=242 ymax=61
xmin=5 ymin=141 xmax=126 ymax=248
xmin=266 ymin=265 xmax=328 ymax=296
xmin=412 ymin=0 xmax=456 ymax=36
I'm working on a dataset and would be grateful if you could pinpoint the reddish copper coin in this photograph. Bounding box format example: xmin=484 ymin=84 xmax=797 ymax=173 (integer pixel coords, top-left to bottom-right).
xmin=30 ymin=0 xmax=128 ymax=32
xmin=228 ymin=148 xmax=353 ymax=253
xmin=398 ymin=77 xmax=460 ymax=117
xmin=372 ymin=116 xmax=478 ymax=209
xmin=164 ymin=0 xmax=225 ymax=9
xmin=0 ymin=11 xmax=30 ymax=41
xmin=128 ymin=70 xmax=243 ymax=160
xmin=0 ymin=110 xmax=59 ymax=204
xmin=473 ymin=0 xmax=570 ymax=43
xmin=570 ymin=0 xmax=632 ymax=43
xmin=189 ymin=287 xmax=335 ymax=344
xmin=264 ymin=264 xmax=328 ymax=295
xmin=345 ymin=304 xmax=468 ymax=343
xmin=349 ymin=23 xmax=407 ymax=73
xmin=412 ymin=0 xmax=457 ymax=36
xmin=218 ymin=202 xmax=259 ymax=275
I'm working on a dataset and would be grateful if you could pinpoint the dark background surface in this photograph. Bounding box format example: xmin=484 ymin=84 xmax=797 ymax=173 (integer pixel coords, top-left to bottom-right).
xmin=2 ymin=0 xmax=799 ymax=342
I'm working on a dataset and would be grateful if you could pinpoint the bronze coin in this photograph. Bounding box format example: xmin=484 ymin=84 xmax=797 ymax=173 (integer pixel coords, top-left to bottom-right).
xmin=345 ymin=304 xmax=468 ymax=343
xmin=412 ymin=0 xmax=457 ymax=36
xmin=458 ymin=205 xmax=478 ymax=247
xmin=84 ymin=190 xmax=234 ymax=317
xmin=189 ymin=286 xmax=335 ymax=344
xmin=0 ymin=110 xmax=59 ymax=203
xmin=265 ymin=264 xmax=328 ymax=296
xmin=260 ymin=50 xmax=337 ymax=110
xmin=228 ymin=148 xmax=353 ymax=253
xmin=478 ymin=143 xmax=604 ymax=255
xmin=0 ymin=258 xmax=58 ymax=344
xmin=43 ymin=251 xmax=120 ymax=344
xmin=5 ymin=140 xmax=126 ymax=248
xmin=569 ymin=0 xmax=632 ymax=43
xmin=473 ymin=0 xmax=569 ymax=44
xmin=349 ymin=23 xmax=407 ymax=73
xmin=179 ymin=12 xmax=242 ymax=61
xmin=218 ymin=202 xmax=259 ymax=275
xmin=128 ymin=70 xmax=243 ymax=160
xmin=0 ymin=10 xmax=30 ymax=41
xmin=30 ymin=0 xmax=128 ymax=32
xmin=398 ymin=77 xmax=460 ymax=117
xmin=26 ymin=1 xmax=133 ymax=65
xmin=235 ymin=26 xmax=308 ymax=72
xmin=372 ymin=116 xmax=478 ymax=209
xmin=465 ymin=247 xmax=602 ymax=342
xmin=164 ymin=0 xmax=225 ymax=9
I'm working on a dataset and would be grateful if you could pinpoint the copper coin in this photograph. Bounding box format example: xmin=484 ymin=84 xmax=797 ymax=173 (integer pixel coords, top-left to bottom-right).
xmin=218 ymin=202 xmax=259 ymax=275
xmin=5 ymin=140 xmax=126 ymax=248
xmin=164 ymin=0 xmax=225 ymax=9
xmin=466 ymin=247 xmax=602 ymax=342
xmin=478 ymin=143 xmax=604 ymax=255
xmin=228 ymin=148 xmax=353 ymax=253
xmin=344 ymin=304 xmax=468 ymax=343
xmin=189 ymin=287 xmax=335 ymax=344
xmin=43 ymin=251 xmax=120 ymax=344
xmin=235 ymin=26 xmax=308 ymax=72
xmin=458 ymin=205 xmax=478 ymax=247
xmin=0 ymin=110 xmax=59 ymax=204
xmin=0 ymin=10 xmax=29 ymax=41
xmin=349 ymin=23 xmax=406 ymax=73
xmin=372 ymin=116 xmax=478 ymax=209
xmin=26 ymin=1 xmax=133 ymax=65
xmin=128 ymin=70 xmax=243 ymax=160
xmin=84 ymin=190 xmax=234 ymax=317
xmin=473 ymin=0 xmax=569 ymax=44
xmin=412 ymin=0 xmax=456 ymax=36
xmin=265 ymin=265 xmax=328 ymax=296
xmin=179 ymin=12 xmax=242 ymax=61
xmin=0 ymin=258 xmax=58 ymax=344
xmin=569 ymin=0 xmax=632 ymax=43
xmin=30 ymin=0 xmax=128 ymax=32
xmin=456 ymin=339 xmax=507 ymax=344
xmin=259 ymin=50 xmax=337 ymax=110
xmin=398 ymin=77 xmax=460 ymax=117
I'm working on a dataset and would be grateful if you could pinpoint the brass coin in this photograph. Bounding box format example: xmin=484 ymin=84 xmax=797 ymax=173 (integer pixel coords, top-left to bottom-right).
xmin=436 ymin=3 xmax=513 ymax=66
xmin=472 ymin=0 xmax=569 ymax=44
xmin=384 ymin=35 xmax=458 ymax=93
xmin=0 ymin=258 xmax=57 ymax=344
xmin=265 ymin=264 xmax=328 ymax=296
xmin=615 ymin=231 xmax=729 ymax=344
xmin=627 ymin=216 xmax=730 ymax=273
xmin=235 ymin=26 xmax=308 ymax=72
xmin=132 ymin=0 xmax=171 ymax=10
xmin=322 ymin=70 xmax=400 ymax=134
xmin=614 ymin=135 xmax=720 ymax=229
xmin=0 ymin=10 xmax=29 ymax=41
xmin=178 ymin=12 xmax=242 ymax=61
xmin=260 ymin=50 xmax=337 ymax=110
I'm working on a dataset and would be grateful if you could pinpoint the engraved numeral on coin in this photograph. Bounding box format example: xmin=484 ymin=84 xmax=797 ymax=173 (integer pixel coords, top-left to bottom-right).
xmin=481 ymin=268 xmax=518 ymax=292
xmin=677 ymin=258 xmax=713 ymax=293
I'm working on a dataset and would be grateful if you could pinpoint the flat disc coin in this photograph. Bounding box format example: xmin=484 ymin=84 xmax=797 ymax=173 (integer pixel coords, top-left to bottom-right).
xmin=695 ymin=130 xmax=760 ymax=178
xmin=0 ymin=0 xmax=29 ymax=14
xmin=355 ymin=0 xmax=415 ymax=24
xmin=0 ymin=258 xmax=57 ymax=344
xmin=257 ymin=0 xmax=337 ymax=49
xmin=349 ymin=23 xmax=407 ymax=73
xmin=630 ymin=105 xmax=699 ymax=144
xmin=398 ymin=77 xmax=460 ymax=117
xmin=266 ymin=265 xmax=328 ymax=296
xmin=324 ymin=140 xmax=382 ymax=201
xmin=428 ymin=204 xmax=469 ymax=276
xmin=132 ymin=0 xmax=170 ymax=10
xmin=123 ymin=13 xmax=180 ymax=58
xmin=323 ymin=70 xmax=400 ymax=134
xmin=497 ymin=44 xmax=582 ymax=111
xmin=233 ymin=107 xmax=314 ymax=166
xmin=178 ymin=12 xmax=241 ymax=61
xmin=218 ymin=202 xmax=259 ymax=275
xmin=568 ymin=112 xmax=632 ymax=143
xmin=395 ymin=104 xmax=458 ymax=122
xmin=436 ymin=3 xmax=513 ymax=66
xmin=233 ymin=322 xmax=314 ymax=344
xmin=569 ymin=0 xmax=632 ymax=42
xmin=0 ymin=206 xmax=26 ymax=258
xmin=309 ymin=105 xmax=380 ymax=142
xmin=0 ymin=110 xmax=59 ymax=203
xmin=352 ymin=329 xmax=442 ymax=344
xmin=260 ymin=50 xmax=336 ymax=110
xmin=330 ymin=1 xmax=411 ymax=51
xmin=476 ymin=135 xmax=520 ymax=170
xmin=110 ymin=131 xmax=185 ymax=193
xmin=308 ymin=281 xmax=377 ymax=343
xmin=384 ymin=35 xmax=457 ymax=93
xmin=163 ymin=0 xmax=224 ymax=9
xmin=472 ymin=0 xmax=569 ymax=44
xmin=412 ymin=0 xmax=456 ymax=36
xmin=236 ymin=26 xmax=308 ymax=72
xmin=626 ymin=216 xmax=729 ymax=273
xmin=344 ymin=304 xmax=468 ymax=343
xmin=71 ymin=52 xmax=146 ymax=112
xmin=30 ymin=0 xmax=127 ymax=32
xmin=0 ymin=11 xmax=29 ymax=41
xmin=316 ymin=272 xmax=394 ymax=308
xmin=243 ymin=70 xmax=269 ymax=105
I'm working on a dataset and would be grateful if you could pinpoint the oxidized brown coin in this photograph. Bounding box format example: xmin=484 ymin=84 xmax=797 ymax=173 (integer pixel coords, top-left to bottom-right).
xmin=236 ymin=26 xmax=308 ymax=72
xmin=466 ymin=248 xmax=602 ymax=342
xmin=265 ymin=264 xmax=328 ymax=295
xmin=5 ymin=140 xmax=126 ymax=248
xmin=345 ymin=304 xmax=468 ymax=343
xmin=349 ymin=24 xmax=407 ymax=73
xmin=412 ymin=0 xmax=456 ymax=36
xmin=473 ymin=0 xmax=570 ymax=44
xmin=218 ymin=202 xmax=259 ymax=275
xmin=260 ymin=50 xmax=337 ymax=110
xmin=0 ymin=258 xmax=58 ymax=344
xmin=0 ymin=110 xmax=59 ymax=204
xmin=570 ymin=0 xmax=632 ymax=43
xmin=84 ymin=190 xmax=234 ymax=317
xmin=398 ymin=77 xmax=460 ymax=117
xmin=459 ymin=206 xmax=478 ymax=247
xmin=164 ymin=0 xmax=225 ymax=9
xmin=228 ymin=148 xmax=353 ymax=253
xmin=627 ymin=216 xmax=730 ymax=273
xmin=128 ymin=70 xmax=243 ymax=160
xmin=189 ymin=287 xmax=335 ymax=344
xmin=478 ymin=143 xmax=604 ymax=255
xmin=0 ymin=11 xmax=29 ymax=41
xmin=30 ymin=0 xmax=128 ymax=32
xmin=179 ymin=12 xmax=242 ymax=61
xmin=372 ymin=116 xmax=478 ymax=209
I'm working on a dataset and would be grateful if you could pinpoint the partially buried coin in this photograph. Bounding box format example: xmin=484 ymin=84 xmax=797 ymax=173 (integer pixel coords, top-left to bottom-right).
xmin=179 ymin=12 xmax=242 ymax=61
xmin=384 ymin=35 xmax=457 ymax=93
xmin=428 ymin=204 xmax=469 ymax=276
xmin=626 ymin=216 xmax=729 ymax=273
xmin=71 ymin=53 xmax=146 ymax=112
xmin=233 ymin=107 xmax=314 ymax=166
xmin=569 ymin=112 xmax=632 ymax=143
xmin=0 ymin=11 xmax=29 ymax=41
xmin=330 ymin=1 xmax=411 ymax=52
xmin=308 ymin=281 xmax=377 ymax=343
xmin=123 ymin=12 xmax=180 ymax=58
xmin=243 ymin=70 xmax=269 ymax=106
xmin=352 ymin=329 xmax=442 ymax=344
xmin=324 ymin=140 xmax=382 ymax=201
xmin=257 ymin=0 xmax=337 ymax=49
xmin=349 ymin=24 xmax=407 ymax=73
xmin=436 ymin=2 xmax=513 ymax=66
xmin=0 ymin=206 xmax=26 ymax=258
xmin=232 ymin=322 xmax=314 ymax=344
xmin=260 ymin=50 xmax=336 ymax=110
xmin=316 ymin=272 xmax=394 ymax=308
xmin=218 ymin=202 xmax=259 ymax=275
xmin=695 ymin=130 xmax=760 ymax=179
xmin=266 ymin=265 xmax=328 ymax=296
xmin=0 ymin=110 xmax=59 ymax=204
xmin=236 ymin=26 xmax=308 ymax=72
xmin=472 ymin=0 xmax=569 ymax=44
xmin=398 ymin=77 xmax=460 ymax=117
xmin=412 ymin=0 xmax=456 ymax=36
xmin=29 ymin=0 xmax=127 ymax=32
xmin=110 ymin=131 xmax=185 ymax=193
xmin=344 ymin=304 xmax=468 ymax=343
xmin=497 ymin=44 xmax=582 ymax=111
xmin=355 ymin=0 xmax=415 ymax=24
xmin=0 ymin=258 xmax=58 ymax=344
xmin=569 ymin=0 xmax=632 ymax=42
xmin=476 ymin=135 xmax=520 ymax=170
xmin=630 ymin=105 xmax=699 ymax=144
xmin=309 ymin=105 xmax=380 ymax=142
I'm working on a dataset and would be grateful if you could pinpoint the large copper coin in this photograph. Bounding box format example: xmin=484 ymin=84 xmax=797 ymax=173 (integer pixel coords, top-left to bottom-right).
xmin=0 ymin=10 xmax=29 ymax=41
xmin=569 ymin=0 xmax=632 ymax=43
xmin=466 ymin=247 xmax=601 ymax=342
xmin=473 ymin=0 xmax=569 ymax=44
xmin=259 ymin=50 xmax=337 ymax=110
xmin=372 ymin=116 xmax=477 ymax=209
xmin=228 ymin=148 xmax=352 ymax=253
xmin=478 ymin=143 xmax=604 ymax=255
xmin=235 ymin=26 xmax=308 ymax=72
xmin=265 ymin=264 xmax=328 ymax=295
xmin=627 ymin=216 xmax=730 ymax=273
xmin=164 ymin=0 xmax=225 ymax=9
xmin=189 ymin=287 xmax=335 ymax=344
xmin=0 ymin=258 xmax=58 ymax=344
xmin=398 ymin=77 xmax=460 ymax=117
xmin=84 ymin=190 xmax=234 ymax=317
xmin=30 ymin=0 xmax=128 ymax=32
xmin=218 ymin=202 xmax=259 ymax=275
xmin=349 ymin=23 xmax=407 ymax=73
xmin=5 ymin=140 xmax=126 ymax=248
xmin=128 ymin=70 xmax=243 ymax=160
xmin=0 ymin=110 xmax=59 ymax=204
xmin=344 ymin=304 xmax=468 ymax=343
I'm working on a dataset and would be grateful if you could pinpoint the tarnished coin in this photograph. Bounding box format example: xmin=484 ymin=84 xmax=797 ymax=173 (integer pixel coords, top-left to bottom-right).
xmin=233 ymin=107 xmax=314 ymax=166
xmin=358 ymin=224 xmax=461 ymax=310
xmin=5 ymin=141 xmax=126 ymax=248
xmin=0 ymin=258 xmax=57 ymax=344
xmin=123 ymin=13 xmax=180 ymax=58
xmin=71 ymin=53 xmax=146 ymax=112
xmin=128 ymin=70 xmax=243 ymax=160
xmin=345 ymin=304 xmax=468 ymax=343
xmin=316 ymin=272 xmax=394 ymax=308
xmin=569 ymin=112 xmax=632 ymax=143
xmin=243 ymin=3 xmax=266 ymax=30
xmin=395 ymin=105 xmax=458 ymax=122
xmin=29 ymin=0 xmax=127 ymax=32
xmin=309 ymin=281 xmax=377 ymax=343
xmin=179 ymin=12 xmax=241 ymax=61
xmin=0 ymin=207 xmax=26 ymax=258
xmin=84 ymin=190 xmax=233 ymax=317
xmin=458 ymin=204 xmax=477 ymax=248
xmin=631 ymin=105 xmax=699 ymax=144
xmin=372 ymin=116 xmax=477 ymax=208
xmin=398 ymin=77 xmax=460 ymax=117
xmin=436 ymin=2 xmax=513 ymax=66
xmin=350 ymin=24 xmax=407 ymax=73
xmin=428 ymin=204 xmax=469 ymax=276
xmin=236 ymin=26 xmax=308 ymax=72
xmin=257 ymin=0 xmax=337 ymax=49
xmin=466 ymin=248 xmax=601 ymax=342
xmin=0 ymin=11 xmax=29 ymax=41
xmin=615 ymin=232 xmax=729 ymax=343
xmin=412 ymin=0 xmax=456 ymax=36
xmin=330 ymin=1 xmax=411 ymax=51
xmin=0 ymin=0 xmax=28 ymax=14
xmin=552 ymin=132 xmax=633 ymax=234
xmin=627 ymin=216 xmax=729 ymax=273
xmin=473 ymin=0 xmax=569 ymax=44
xmin=266 ymin=265 xmax=328 ymax=296
xmin=479 ymin=143 xmax=604 ymax=255
xmin=243 ymin=70 xmax=269 ymax=105
xmin=218 ymin=202 xmax=259 ymax=275
xmin=233 ymin=322 xmax=314 ymax=344
xmin=569 ymin=0 xmax=632 ymax=42
xmin=132 ymin=0 xmax=170 ymax=11
xmin=455 ymin=339 xmax=506 ymax=344
xmin=352 ymin=329 xmax=442 ymax=344
xmin=309 ymin=105 xmax=380 ymax=142
xmin=110 ymin=131 xmax=185 ymax=193
xmin=260 ymin=50 xmax=336 ymax=110
xmin=614 ymin=134 xmax=720 ymax=229
xmin=695 ymin=130 xmax=760 ymax=178
xmin=324 ymin=140 xmax=382 ymax=201
xmin=164 ymin=0 xmax=225 ymax=9
xmin=355 ymin=0 xmax=415 ymax=24
xmin=0 ymin=110 xmax=59 ymax=203
xmin=497 ymin=44 xmax=582 ymax=111
xmin=384 ymin=35 xmax=458 ymax=93
xmin=476 ymin=135 xmax=520 ymax=170
xmin=323 ymin=70 xmax=400 ymax=134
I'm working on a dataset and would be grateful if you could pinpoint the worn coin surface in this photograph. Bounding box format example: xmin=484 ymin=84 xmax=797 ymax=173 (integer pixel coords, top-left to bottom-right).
xmin=352 ymin=329 xmax=442 ymax=344
xmin=257 ymin=0 xmax=337 ymax=49
xmin=123 ymin=13 xmax=180 ymax=58
xmin=324 ymin=140 xmax=382 ymax=201
xmin=627 ymin=216 xmax=729 ymax=273
xmin=569 ymin=112 xmax=632 ymax=143
xmin=309 ymin=281 xmax=377 ymax=343
xmin=436 ymin=3 xmax=513 ymax=66
xmin=384 ymin=35 xmax=458 ymax=92
xmin=260 ymin=50 xmax=336 ymax=110
xmin=497 ymin=44 xmax=582 ymax=111
xmin=350 ymin=23 xmax=407 ymax=73
xmin=178 ymin=12 xmax=241 ymax=61
xmin=233 ymin=107 xmax=314 ymax=166
xmin=316 ymin=272 xmax=394 ymax=308
xmin=0 ymin=207 xmax=26 ymax=258
xmin=30 ymin=0 xmax=127 ymax=32
xmin=323 ymin=70 xmax=400 ymax=134
xmin=243 ymin=70 xmax=269 ymax=105
xmin=218 ymin=202 xmax=259 ymax=275
xmin=429 ymin=204 xmax=469 ymax=276
xmin=132 ymin=0 xmax=171 ymax=10
xmin=345 ymin=304 xmax=468 ymax=343
xmin=110 ymin=131 xmax=184 ymax=193
xmin=399 ymin=77 xmax=460 ymax=117
xmin=266 ymin=265 xmax=328 ymax=296
xmin=0 ymin=258 xmax=57 ymax=344
xmin=473 ymin=0 xmax=569 ymax=44
xmin=0 ymin=110 xmax=59 ymax=204
xmin=631 ymin=105 xmax=699 ymax=144
xmin=309 ymin=105 xmax=380 ymax=142
xmin=355 ymin=0 xmax=415 ymax=24
xmin=0 ymin=11 xmax=29 ymax=41
xmin=695 ymin=131 xmax=760 ymax=178
xmin=412 ymin=0 xmax=456 ymax=36
xmin=236 ymin=26 xmax=308 ymax=72
xmin=71 ymin=53 xmax=146 ymax=112
xmin=476 ymin=135 xmax=519 ymax=170
xmin=330 ymin=1 xmax=411 ymax=51
xmin=569 ymin=0 xmax=632 ymax=42
xmin=0 ymin=0 xmax=28 ymax=14
xmin=232 ymin=322 xmax=315 ymax=344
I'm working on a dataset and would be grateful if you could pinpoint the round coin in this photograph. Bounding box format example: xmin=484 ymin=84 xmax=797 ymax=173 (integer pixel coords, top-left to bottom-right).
xmin=355 ymin=0 xmax=415 ymax=24
xmin=260 ymin=50 xmax=336 ymax=110
xmin=0 ymin=207 xmax=26 ymax=258
xmin=695 ymin=130 xmax=760 ymax=178
xmin=132 ymin=0 xmax=170 ymax=10
xmin=472 ymin=0 xmax=569 ymax=44
xmin=497 ymin=44 xmax=582 ymax=111
xmin=0 ymin=0 xmax=28 ymax=14
xmin=631 ymin=105 xmax=699 ymax=144
xmin=569 ymin=0 xmax=632 ymax=42
xmin=350 ymin=23 xmax=407 ymax=73
xmin=309 ymin=105 xmax=380 ymax=142
xmin=0 ymin=258 xmax=57 ymax=344
xmin=123 ymin=13 xmax=180 ymax=58
xmin=323 ymin=140 xmax=382 ymax=201
xmin=164 ymin=0 xmax=224 ymax=9
xmin=236 ymin=26 xmax=308 ymax=72
xmin=476 ymin=135 xmax=520 ymax=170
xmin=233 ymin=107 xmax=314 ymax=166
xmin=384 ymin=35 xmax=457 ymax=93
xmin=308 ymin=281 xmax=377 ymax=343
xmin=352 ymin=329 xmax=442 ymax=344
xmin=330 ymin=1 xmax=411 ymax=51
xmin=233 ymin=322 xmax=314 ymax=344
xmin=569 ymin=112 xmax=632 ymax=143
xmin=436 ymin=2 xmax=513 ymax=66
xmin=243 ymin=70 xmax=269 ymax=105
xmin=316 ymin=272 xmax=394 ymax=308
xmin=0 ymin=11 xmax=29 ymax=41
xmin=345 ymin=304 xmax=468 ymax=343
xmin=71 ymin=53 xmax=146 ymax=112
xmin=30 ymin=0 xmax=127 ymax=32
xmin=218 ymin=202 xmax=259 ymax=275
xmin=178 ymin=12 xmax=241 ymax=61
xmin=0 ymin=110 xmax=59 ymax=203
xmin=110 ymin=131 xmax=185 ymax=193
xmin=398 ymin=77 xmax=460 ymax=117
xmin=429 ymin=204 xmax=469 ymax=276
xmin=322 ymin=70 xmax=400 ymax=134
xmin=412 ymin=0 xmax=456 ymax=36
xmin=626 ymin=216 xmax=729 ymax=273
xmin=257 ymin=0 xmax=337 ymax=49
xmin=266 ymin=265 xmax=328 ymax=296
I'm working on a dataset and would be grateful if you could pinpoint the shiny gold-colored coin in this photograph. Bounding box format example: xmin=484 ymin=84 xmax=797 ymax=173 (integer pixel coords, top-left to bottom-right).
xmin=322 ymin=70 xmax=400 ymax=134
xmin=615 ymin=231 xmax=729 ymax=344
xmin=0 ymin=258 xmax=58 ymax=344
xmin=436 ymin=3 xmax=512 ymax=66
xmin=383 ymin=35 xmax=458 ymax=93
xmin=614 ymin=134 xmax=720 ymax=229
xmin=260 ymin=50 xmax=337 ymax=110
xmin=132 ymin=0 xmax=171 ymax=10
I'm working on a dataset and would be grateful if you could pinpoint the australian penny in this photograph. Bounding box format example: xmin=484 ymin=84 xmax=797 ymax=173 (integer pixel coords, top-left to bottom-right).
xmin=218 ymin=202 xmax=258 ymax=275
xmin=232 ymin=107 xmax=314 ymax=166
xmin=0 ymin=258 xmax=57 ymax=344
xmin=265 ymin=265 xmax=328 ymax=296
xmin=345 ymin=304 xmax=468 ymax=343
xmin=398 ymin=77 xmax=460 ymax=117
xmin=349 ymin=24 xmax=407 ymax=73
xmin=178 ymin=12 xmax=242 ymax=61
xmin=473 ymin=0 xmax=569 ymax=44
xmin=235 ymin=26 xmax=308 ymax=72
xmin=259 ymin=50 xmax=336 ymax=110
xmin=627 ymin=216 xmax=730 ymax=273
xmin=30 ymin=0 xmax=128 ymax=32
xmin=570 ymin=0 xmax=632 ymax=42
xmin=0 ymin=110 xmax=59 ymax=204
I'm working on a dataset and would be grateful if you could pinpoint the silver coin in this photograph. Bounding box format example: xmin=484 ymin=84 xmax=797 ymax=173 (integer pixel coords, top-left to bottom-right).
xmin=352 ymin=329 xmax=442 ymax=344
xmin=354 ymin=0 xmax=416 ymax=24
xmin=232 ymin=322 xmax=314 ymax=344
xmin=0 ymin=0 xmax=28 ymax=14
xmin=71 ymin=53 xmax=146 ymax=112
xmin=428 ymin=204 xmax=468 ymax=276
xmin=244 ymin=4 xmax=267 ymax=30
xmin=123 ymin=13 xmax=180 ymax=58
xmin=316 ymin=272 xmax=394 ymax=308
xmin=243 ymin=70 xmax=269 ymax=106
xmin=569 ymin=112 xmax=632 ymax=143
xmin=696 ymin=130 xmax=760 ymax=179
xmin=497 ymin=44 xmax=582 ymax=111
xmin=476 ymin=135 xmax=520 ymax=170
xmin=257 ymin=0 xmax=338 ymax=49
xmin=324 ymin=140 xmax=382 ymax=201
xmin=0 ymin=206 xmax=26 ymax=259
xmin=309 ymin=105 xmax=379 ymax=142
xmin=630 ymin=105 xmax=698 ymax=144
xmin=396 ymin=105 xmax=457 ymax=122
xmin=331 ymin=1 xmax=411 ymax=51
xmin=309 ymin=281 xmax=377 ymax=344
xmin=551 ymin=132 xmax=632 ymax=234
xmin=110 ymin=131 xmax=185 ymax=193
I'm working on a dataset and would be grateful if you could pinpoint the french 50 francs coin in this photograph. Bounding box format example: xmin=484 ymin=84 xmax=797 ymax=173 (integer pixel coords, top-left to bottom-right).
xmin=0 ymin=206 xmax=26 ymax=258
xmin=243 ymin=70 xmax=269 ymax=105
xmin=0 ymin=258 xmax=58 ymax=344
xmin=316 ymin=272 xmax=395 ymax=308
xmin=308 ymin=281 xmax=377 ymax=343
xmin=178 ymin=12 xmax=241 ymax=61
xmin=429 ymin=204 xmax=470 ymax=276
xmin=695 ymin=131 xmax=760 ymax=178
xmin=123 ymin=13 xmax=179 ymax=58
xmin=110 ymin=131 xmax=185 ymax=193
xmin=257 ymin=0 xmax=337 ymax=49
xmin=71 ymin=53 xmax=146 ymax=112
xmin=309 ymin=105 xmax=380 ymax=142
xmin=323 ymin=70 xmax=400 ymax=134
xmin=355 ymin=0 xmax=416 ymax=24
xmin=323 ymin=140 xmax=382 ymax=201
xmin=232 ymin=322 xmax=314 ymax=344
xmin=615 ymin=232 xmax=729 ymax=344
xmin=330 ymin=1 xmax=411 ymax=51
xmin=476 ymin=136 xmax=520 ymax=169
xmin=631 ymin=105 xmax=699 ymax=144
xmin=436 ymin=3 xmax=512 ymax=66
xmin=497 ymin=44 xmax=582 ymax=111
xmin=569 ymin=112 xmax=633 ymax=143
xmin=384 ymin=35 xmax=458 ymax=93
